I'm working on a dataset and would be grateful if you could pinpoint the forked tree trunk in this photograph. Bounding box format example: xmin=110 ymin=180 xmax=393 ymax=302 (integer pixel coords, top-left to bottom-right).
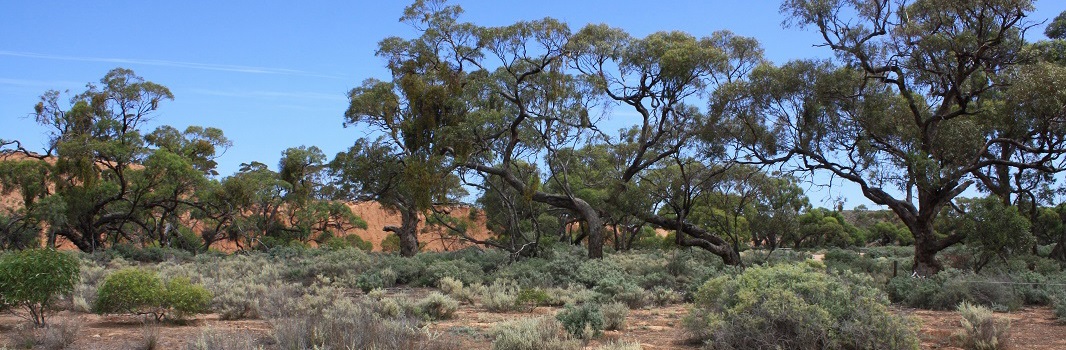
xmin=385 ymin=206 xmax=421 ymax=257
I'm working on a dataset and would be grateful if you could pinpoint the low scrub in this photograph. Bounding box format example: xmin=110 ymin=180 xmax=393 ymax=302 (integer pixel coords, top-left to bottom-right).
xmin=686 ymin=263 xmax=919 ymax=350
xmin=555 ymin=303 xmax=605 ymax=339
xmin=490 ymin=316 xmax=580 ymax=350
xmin=956 ymin=302 xmax=1010 ymax=350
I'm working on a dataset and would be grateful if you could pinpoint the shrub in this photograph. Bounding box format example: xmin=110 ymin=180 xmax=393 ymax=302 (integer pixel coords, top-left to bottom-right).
xmin=595 ymin=340 xmax=642 ymax=350
xmin=886 ymin=270 xmax=1025 ymax=311
xmin=356 ymin=272 xmax=386 ymax=293
xmin=438 ymin=276 xmax=464 ymax=296
xmin=515 ymin=289 xmax=552 ymax=310
xmin=367 ymin=288 xmax=388 ymax=300
xmin=164 ymin=277 xmax=213 ymax=320
xmin=40 ymin=317 xmax=81 ymax=350
xmin=956 ymin=302 xmax=1010 ymax=350
xmin=212 ymin=279 xmax=268 ymax=320
xmin=481 ymin=279 xmax=522 ymax=312
xmin=687 ymin=263 xmax=919 ymax=350
xmin=185 ymin=328 xmax=262 ymax=350
xmin=95 ymin=268 xmax=212 ymax=321
xmin=1055 ymin=294 xmax=1066 ymax=324
xmin=422 ymin=259 xmax=484 ymax=286
xmin=490 ymin=316 xmax=580 ymax=350
xmin=555 ymin=303 xmax=605 ymax=339
xmin=416 ymin=292 xmax=458 ymax=320
xmin=271 ymin=298 xmax=455 ymax=350
xmin=0 ymin=249 xmax=80 ymax=327
xmin=601 ymin=302 xmax=628 ymax=331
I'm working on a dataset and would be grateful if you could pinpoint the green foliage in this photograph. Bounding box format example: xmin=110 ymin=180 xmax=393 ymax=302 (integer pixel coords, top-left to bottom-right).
xmin=687 ymin=263 xmax=919 ymax=349
xmin=1055 ymin=293 xmax=1066 ymax=323
xmin=94 ymin=268 xmax=165 ymax=317
xmin=883 ymin=268 xmax=1052 ymax=311
xmin=163 ymin=277 xmax=212 ymax=320
xmin=956 ymin=302 xmax=1010 ymax=350
xmin=788 ymin=208 xmax=862 ymax=248
xmin=937 ymin=197 xmax=1033 ymax=272
xmin=0 ymin=249 xmax=80 ymax=326
xmin=555 ymin=303 xmax=605 ymax=339
xmin=381 ymin=233 xmax=402 ymax=253
xmin=515 ymin=289 xmax=552 ymax=310
xmin=422 ymin=258 xmax=484 ymax=286
xmin=94 ymin=268 xmax=212 ymax=321
xmin=323 ymin=234 xmax=373 ymax=251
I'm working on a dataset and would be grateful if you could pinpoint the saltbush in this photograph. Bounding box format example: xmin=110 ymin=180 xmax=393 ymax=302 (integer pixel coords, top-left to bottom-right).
xmin=601 ymin=302 xmax=628 ymax=331
xmin=686 ymin=263 xmax=919 ymax=350
xmin=416 ymin=292 xmax=459 ymax=320
xmin=0 ymin=249 xmax=80 ymax=326
xmin=481 ymin=279 xmax=522 ymax=312
xmin=490 ymin=317 xmax=580 ymax=350
xmin=886 ymin=270 xmax=1028 ymax=311
xmin=956 ymin=302 xmax=1010 ymax=350
xmin=555 ymin=303 xmax=605 ymax=339
xmin=422 ymin=259 xmax=484 ymax=286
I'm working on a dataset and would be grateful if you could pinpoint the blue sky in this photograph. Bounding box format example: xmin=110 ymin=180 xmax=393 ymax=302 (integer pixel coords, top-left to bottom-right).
xmin=2 ymin=1 xmax=1063 ymax=209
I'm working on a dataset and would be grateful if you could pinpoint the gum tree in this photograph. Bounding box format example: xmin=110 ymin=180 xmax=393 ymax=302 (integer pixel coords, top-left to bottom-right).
xmin=733 ymin=0 xmax=1066 ymax=275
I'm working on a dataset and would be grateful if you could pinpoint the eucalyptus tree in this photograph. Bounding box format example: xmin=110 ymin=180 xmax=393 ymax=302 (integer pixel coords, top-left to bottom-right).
xmin=731 ymin=0 xmax=1066 ymax=275
xmin=0 ymin=68 xmax=177 ymax=252
xmin=332 ymin=1 xmax=472 ymax=257
xmin=565 ymin=25 xmax=764 ymax=263
xmin=337 ymin=0 xmax=609 ymax=257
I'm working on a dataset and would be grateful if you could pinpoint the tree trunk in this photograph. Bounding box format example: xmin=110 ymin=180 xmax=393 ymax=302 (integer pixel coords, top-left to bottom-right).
xmin=1051 ymin=231 xmax=1066 ymax=262
xmin=389 ymin=206 xmax=420 ymax=257
xmin=911 ymin=222 xmax=947 ymax=276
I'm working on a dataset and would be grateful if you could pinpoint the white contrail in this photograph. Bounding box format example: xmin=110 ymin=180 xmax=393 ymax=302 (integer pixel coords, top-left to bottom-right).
xmin=0 ymin=50 xmax=343 ymax=79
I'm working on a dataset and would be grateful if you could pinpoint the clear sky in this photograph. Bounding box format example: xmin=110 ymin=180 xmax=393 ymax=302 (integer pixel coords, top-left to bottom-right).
xmin=2 ymin=0 xmax=1063 ymax=209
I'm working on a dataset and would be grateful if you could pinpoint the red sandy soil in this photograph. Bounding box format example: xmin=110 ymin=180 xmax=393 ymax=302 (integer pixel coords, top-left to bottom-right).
xmin=3 ymin=297 xmax=1063 ymax=349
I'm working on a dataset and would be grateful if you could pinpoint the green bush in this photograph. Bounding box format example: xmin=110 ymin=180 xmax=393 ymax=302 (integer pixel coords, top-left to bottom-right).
xmin=0 ymin=249 xmax=80 ymax=326
xmin=95 ymin=268 xmax=212 ymax=321
xmin=422 ymin=259 xmax=484 ymax=286
xmin=956 ymin=302 xmax=1010 ymax=350
xmin=164 ymin=277 xmax=213 ymax=320
xmin=515 ymin=289 xmax=552 ymax=310
xmin=555 ymin=303 xmax=605 ymax=339
xmin=686 ymin=263 xmax=919 ymax=350
xmin=885 ymin=270 xmax=1025 ymax=311
xmin=356 ymin=272 xmax=386 ymax=293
